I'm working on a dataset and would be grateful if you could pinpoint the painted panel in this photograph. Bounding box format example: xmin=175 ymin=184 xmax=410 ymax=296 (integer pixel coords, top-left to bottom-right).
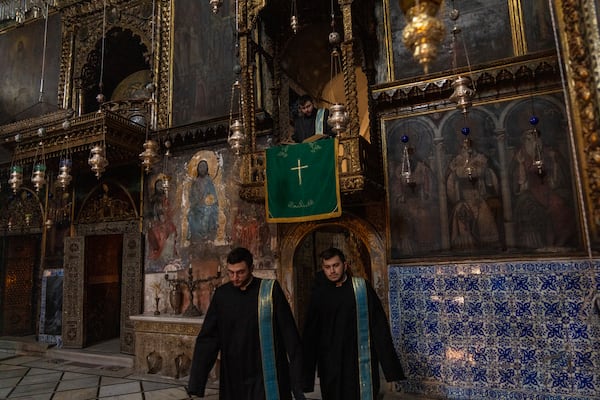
xmin=0 ymin=14 xmax=61 ymax=123
xmin=378 ymin=0 xmax=555 ymax=82
xmin=171 ymin=0 xmax=237 ymax=124
xmin=383 ymin=94 xmax=580 ymax=260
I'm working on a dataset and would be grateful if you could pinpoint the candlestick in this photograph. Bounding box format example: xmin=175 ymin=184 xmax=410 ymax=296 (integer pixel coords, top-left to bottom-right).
xmin=165 ymin=265 xmax=222 ymax=317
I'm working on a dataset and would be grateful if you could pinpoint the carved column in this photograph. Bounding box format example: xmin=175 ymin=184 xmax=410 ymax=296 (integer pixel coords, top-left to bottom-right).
xmin=156 ymin=0 xmax=173 ymax=129
xmin=434 ymin=136 xmax=450 ymax=249
xmin=494 ymin=128 xmax=515 ymax=248
xmin=339 ymin=0 xmax=360 ymax=138
xmin=62 ymin=236 xmax=85 ymax=348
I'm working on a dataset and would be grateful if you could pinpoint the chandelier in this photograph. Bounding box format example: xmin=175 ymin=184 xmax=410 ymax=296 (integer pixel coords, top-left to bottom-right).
xmin=400 ymin=0 xmax=445 ymax=74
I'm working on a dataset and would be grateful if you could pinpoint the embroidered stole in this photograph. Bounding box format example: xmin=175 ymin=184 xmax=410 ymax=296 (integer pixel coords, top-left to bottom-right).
xmin=259 ymin=279 xmax=279 ymax=400
xmin=352 ymin=277 xmax=373 ymax=400
xmin=315 ymin=108 xmax=325 ymax=135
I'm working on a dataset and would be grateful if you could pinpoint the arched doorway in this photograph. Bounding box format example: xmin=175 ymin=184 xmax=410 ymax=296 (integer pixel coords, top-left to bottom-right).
xmin=292 ymin=225 xmax=372 ymax=330
xmin=278 ymin=213 xmax=388 ymax=329
xmin=62 ymin=181 xmax=142 ymax=354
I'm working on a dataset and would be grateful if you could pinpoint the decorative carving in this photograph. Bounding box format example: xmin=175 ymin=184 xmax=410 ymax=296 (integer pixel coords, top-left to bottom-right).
xmin=132 ymin=319 xmax=202 ymax=336
xmin=246 ymin=0 xmax=266 ymax=31
xmin=175 ymin=353 xmax=191 ymax=379
xmin=57 ymin=0 xmax=172 ymax=129
xmin=0 ymin=189 xmax=44 ymax=234
xmin=557 ymin=0 xmax=600 ymax=242
xmin=278 ymin=212 xmax=389 ymax=313
xmin=77 ymin=183 xmax=137 ymax=224
xmin=62 ymin=237 xmax=84 ymax=348
xmin=372 ymin=54 xmax=561 ymax=110
xmin=61 ymin=225 xmax=141 ymax=354
xmin=146 ymin=350 xmax=163 ymax=374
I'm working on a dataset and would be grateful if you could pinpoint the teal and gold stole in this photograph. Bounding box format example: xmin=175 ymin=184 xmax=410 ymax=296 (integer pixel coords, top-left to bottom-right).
xmin=352 ymin=277 xmax=373 ymax=400
xmin=315 ymin=108 xmax=325 ymax=135
xmin=259 ymin=279 xmax=279 ymax=400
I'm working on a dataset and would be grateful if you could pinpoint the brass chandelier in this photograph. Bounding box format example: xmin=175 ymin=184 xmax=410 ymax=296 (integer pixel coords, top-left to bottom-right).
xmin=400 ymin=0 xmax=445 ymax=74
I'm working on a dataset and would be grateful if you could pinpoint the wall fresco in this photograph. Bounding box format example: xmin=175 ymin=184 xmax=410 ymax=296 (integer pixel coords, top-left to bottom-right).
xmin=384 ymin=94 xmax=580 ymax=260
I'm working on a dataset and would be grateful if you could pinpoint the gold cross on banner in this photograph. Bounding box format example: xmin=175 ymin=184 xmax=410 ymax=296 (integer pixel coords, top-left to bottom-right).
xmin=291 ymin=158 xmax=308 ymax=185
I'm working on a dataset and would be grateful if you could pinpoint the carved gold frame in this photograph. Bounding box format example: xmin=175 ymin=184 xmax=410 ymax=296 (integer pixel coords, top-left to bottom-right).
xmin=555 ymin=0 xmax=600 ymax=245
xmin=58 ymin=0 xmax=172 ymax=129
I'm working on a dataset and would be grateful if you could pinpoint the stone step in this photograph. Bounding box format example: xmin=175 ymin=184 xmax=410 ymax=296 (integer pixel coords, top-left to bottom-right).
xmin=0 ymin=336 xmax=133 ymax=369
xmin=46 ymin=347 xmax=134 ymax=368
xmin=0 ymin=336 xmax=54 ymax=356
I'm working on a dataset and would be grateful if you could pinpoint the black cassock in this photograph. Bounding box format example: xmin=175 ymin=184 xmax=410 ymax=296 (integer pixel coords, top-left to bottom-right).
xmin=302 ymin=274 xmax=405 ymax=400
xmin=188 ymin=278 xmax=303 ymax=400
xmin=292 ymin=108 xmax=334 ymax=143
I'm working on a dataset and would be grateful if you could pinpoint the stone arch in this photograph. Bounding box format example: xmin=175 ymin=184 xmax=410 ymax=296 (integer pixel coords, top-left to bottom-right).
xmin=278 ymin=212 xmax=388 ymax=318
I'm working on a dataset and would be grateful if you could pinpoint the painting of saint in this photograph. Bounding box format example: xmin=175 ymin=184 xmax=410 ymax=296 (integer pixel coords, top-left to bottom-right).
xmin=182 ymin=151 xmax=225 ymax=248
xmin=188 ymin=160 xmax=219 ymax=242
xmin=510 ymin=128 xmax=576 ymax=248
xmin=147 ymin=175 xmax=178 ymax=263
xmin=446 ymin=139 xmax=501 ymax=250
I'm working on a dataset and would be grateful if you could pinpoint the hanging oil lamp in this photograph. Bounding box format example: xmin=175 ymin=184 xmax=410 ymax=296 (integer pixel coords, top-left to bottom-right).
xmin=209 ymin=0 xmax=222 ymax=13
xmin=89 ymin=144 xmax=109 ymax=178
xmin=461 ymin=127 xmax=475 ymax=181
xmin=8 ymin=165 xmax=23 ymax=193
xmin=15 ymin=7 xmax=25 ymax=25
xmin=327 ymin=103 xmax=349 ymax=134
xmin=228 ymin=79 xmax=246 ymax=155
xmin=56 ymin=158 xmax=73 ymax=190
xmin=529 ymin=115 xmax=544 ymax=176
xmin=228 ymin=119 xmax=245 ymax=155
xmin=139 ymin=139 xmax=160 ymax=173
xmin=400 ymin=135 xmax=413 ymax=185
xmin=31 ymin=130 xmax=47 ymax=192
xmin=290 ymin=0 xmax=299 ymax=33
xmin=327 ymin=27 xmax=349 ymax=135
xmin=450 ymin=75 xmax=475 ymax=115
xmin=161 ymin=140 xmax=172 ymax=196
xmin=31 ymin=162 xmax=47 ymax=192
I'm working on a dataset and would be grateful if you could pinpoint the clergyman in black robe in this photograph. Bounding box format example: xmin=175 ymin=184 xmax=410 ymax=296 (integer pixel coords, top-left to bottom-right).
xmin=292 ymin=94 xmax=334 ymax=143
xmin=187 ymin=247 xmax=305 ymax=399
xmin=302 ymin=247 xmax=405 ymax=400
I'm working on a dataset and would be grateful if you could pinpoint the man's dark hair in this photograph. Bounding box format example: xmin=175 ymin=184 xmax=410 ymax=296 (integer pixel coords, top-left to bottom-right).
xmin=298 ymin=94 xmax=313 ymax=105
xmin=227 ymin=247 xmax=253 ymax=268
xmin=319 ymin=247 xmax=346 ymax=263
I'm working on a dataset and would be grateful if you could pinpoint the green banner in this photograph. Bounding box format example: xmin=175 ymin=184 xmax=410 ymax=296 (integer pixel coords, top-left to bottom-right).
xmin=265 ymin=138 xmax=341 ymax=222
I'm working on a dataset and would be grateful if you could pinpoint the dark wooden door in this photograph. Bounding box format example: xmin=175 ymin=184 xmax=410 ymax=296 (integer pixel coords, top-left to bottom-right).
xmin=1 ymin=236 xmax=39 ymax=336
xmin=84 ymin=234 xmax=122 ymax=346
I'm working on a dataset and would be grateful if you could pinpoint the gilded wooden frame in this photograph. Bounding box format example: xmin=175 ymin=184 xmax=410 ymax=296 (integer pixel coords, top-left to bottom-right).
xmin=555 ymin=0 xmax=600 ymax=245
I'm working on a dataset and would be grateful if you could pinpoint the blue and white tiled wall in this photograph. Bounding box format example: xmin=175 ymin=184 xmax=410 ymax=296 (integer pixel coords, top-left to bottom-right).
xmin=388 ymin=260 xmax=600 ymax=399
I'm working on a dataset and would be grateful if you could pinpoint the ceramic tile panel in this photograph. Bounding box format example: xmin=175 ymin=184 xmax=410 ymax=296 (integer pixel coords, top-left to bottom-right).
xmin=389 ymin=260 xmax=600 ymax=399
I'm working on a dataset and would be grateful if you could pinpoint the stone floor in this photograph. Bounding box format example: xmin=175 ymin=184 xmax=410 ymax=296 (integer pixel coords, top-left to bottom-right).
xmin=0 ymin=336 xmax=431 ymax=399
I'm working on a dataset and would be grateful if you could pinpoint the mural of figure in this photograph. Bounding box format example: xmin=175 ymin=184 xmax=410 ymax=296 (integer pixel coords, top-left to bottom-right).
xmin=187 ymin=160 xmax=219 ymax=243
xmin=148 ymin=178 xmax=178 ymax=262
xmin=447 ymin=140 xmax=501 ymax=250
xmin=391 ymin=157 xmax=439 ymax=255
xmin=511 ymin=129 xmax=576 ymax=248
